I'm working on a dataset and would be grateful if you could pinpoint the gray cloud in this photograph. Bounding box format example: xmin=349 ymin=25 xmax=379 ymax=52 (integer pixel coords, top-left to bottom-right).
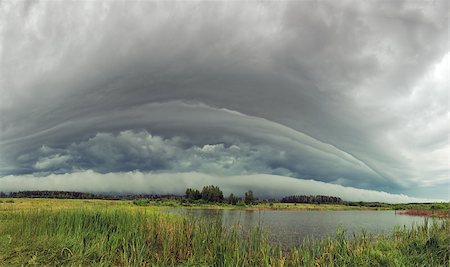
xmin=1 ymin=104 xmax=393 ymax=190
xmin=14 ymin=128 xmax=379 ymax=183
xmin=0 ymin=1 xmax=448 ymax=200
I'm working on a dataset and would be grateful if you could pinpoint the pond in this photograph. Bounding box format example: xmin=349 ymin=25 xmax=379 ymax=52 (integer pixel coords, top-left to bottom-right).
xmin=169 ymin=209 xmax=428 ymax=247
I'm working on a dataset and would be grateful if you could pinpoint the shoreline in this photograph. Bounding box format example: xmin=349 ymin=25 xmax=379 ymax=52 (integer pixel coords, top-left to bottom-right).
xmin=1 ymin=198 xmax=449 ymax=217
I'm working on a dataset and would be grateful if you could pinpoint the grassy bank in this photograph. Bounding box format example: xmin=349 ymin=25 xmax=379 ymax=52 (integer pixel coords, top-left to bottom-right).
xmin=2 ymin=198 xmax=449 ymax=212
xmin=1 ymin=199 xmax=449 ymax=266
xmin=134 ymin=198 xmax=450 ymax=214
xmin=133 ymin=198 xmax=378 ymax=211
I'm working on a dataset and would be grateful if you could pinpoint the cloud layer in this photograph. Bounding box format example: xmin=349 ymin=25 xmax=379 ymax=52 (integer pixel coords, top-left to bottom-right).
xmin=1 ymin=1 xmax=448 ymax=200
xmin=9 ymin=126 xmax=384 ymax=185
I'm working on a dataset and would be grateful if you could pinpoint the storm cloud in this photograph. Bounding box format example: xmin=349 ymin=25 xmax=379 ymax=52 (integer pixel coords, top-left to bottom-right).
xmin=1 ymin=0 xmax=448 ymax=201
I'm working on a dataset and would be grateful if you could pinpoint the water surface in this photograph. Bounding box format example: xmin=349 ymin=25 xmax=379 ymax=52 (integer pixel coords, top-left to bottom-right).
xmin=169 ymin=209 xmax=427 ymax=247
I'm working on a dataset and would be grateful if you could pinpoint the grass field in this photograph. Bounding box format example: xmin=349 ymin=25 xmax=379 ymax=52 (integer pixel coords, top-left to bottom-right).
xmin=1 ymin=199 xmax=449 ymax=266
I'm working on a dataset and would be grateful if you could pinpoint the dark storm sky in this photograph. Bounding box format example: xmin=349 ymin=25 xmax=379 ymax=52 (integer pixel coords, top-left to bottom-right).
xmin=1 ymin=0 xmax=448 ymax=202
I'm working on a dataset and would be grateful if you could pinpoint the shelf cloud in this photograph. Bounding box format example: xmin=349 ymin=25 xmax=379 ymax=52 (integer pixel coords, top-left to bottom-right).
xmin=1 ymin=0 xmax=448 ymax=201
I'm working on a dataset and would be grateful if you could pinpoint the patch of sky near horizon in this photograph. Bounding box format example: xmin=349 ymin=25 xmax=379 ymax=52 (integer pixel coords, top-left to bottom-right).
xmin=0 ymin=0 xmax=448 ymax=200
xmin=0 ymin=171 xmax=445 ymax=203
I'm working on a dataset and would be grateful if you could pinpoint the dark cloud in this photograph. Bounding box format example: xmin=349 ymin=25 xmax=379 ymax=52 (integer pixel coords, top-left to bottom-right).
xmin=0 ymin=1 xmax=448 ymax=200
xmin=1 ymin=106 xmax=390 ymax=188
xmin=20 ymin=129 xmax=383 ymax=185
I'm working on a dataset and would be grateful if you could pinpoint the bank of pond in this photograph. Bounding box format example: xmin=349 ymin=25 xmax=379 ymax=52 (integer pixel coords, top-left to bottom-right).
xmin=168 ymin=209 xmax=432 ymax=248
xmin=0 ymin=199 xmax=449 ymax=266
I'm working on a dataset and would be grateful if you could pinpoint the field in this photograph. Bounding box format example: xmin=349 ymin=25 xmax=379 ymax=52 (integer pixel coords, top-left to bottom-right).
xmin=1 ymin=199 xmax=449 ymax=266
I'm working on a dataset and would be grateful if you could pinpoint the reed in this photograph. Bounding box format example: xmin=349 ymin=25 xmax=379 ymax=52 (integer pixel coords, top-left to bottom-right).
xmin=398 ymin=209 xmax=450 ymax=218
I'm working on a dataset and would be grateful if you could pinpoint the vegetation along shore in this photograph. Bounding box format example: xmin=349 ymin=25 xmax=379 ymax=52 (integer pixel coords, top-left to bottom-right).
xmin=0 ymin=187 xmax=449 ymax=266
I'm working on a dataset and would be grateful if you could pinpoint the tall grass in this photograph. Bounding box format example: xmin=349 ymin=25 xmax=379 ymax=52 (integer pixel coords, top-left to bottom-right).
xmin=1 ymin=209 xmax=150 ymax=266
xmin=291 ymin=219 xmax=449 ymax=266
xmin=0 ymin=207 xmax=449 ymax=266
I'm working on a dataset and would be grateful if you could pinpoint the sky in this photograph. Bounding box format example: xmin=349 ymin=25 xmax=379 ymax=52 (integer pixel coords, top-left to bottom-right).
xmin=0 ymin=0 xmax=448 ymax=203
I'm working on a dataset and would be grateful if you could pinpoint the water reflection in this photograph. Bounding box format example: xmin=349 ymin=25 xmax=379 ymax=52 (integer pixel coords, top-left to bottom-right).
xmin=169 ymin=209 xmax=428 ymax=247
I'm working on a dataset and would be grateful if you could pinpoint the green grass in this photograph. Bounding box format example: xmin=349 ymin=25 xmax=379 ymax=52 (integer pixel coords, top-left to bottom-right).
xmin=0 ymin=208 xmax=273 ymax=266
xmin=0 ymin=199 xmax=449 ymax=266
xmin=134 ymin=198 xmax=450 ymax=212
xmin=3 ymin=197 xmax=448 ymax=211
xmin=291 ymin=219 xmax=449 ymax=266
xmin=392 ymin=202 xmax=450 ymax=211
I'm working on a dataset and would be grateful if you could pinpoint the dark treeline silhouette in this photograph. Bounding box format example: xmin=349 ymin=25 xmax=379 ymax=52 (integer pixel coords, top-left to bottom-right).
xmin=244 ymin=190 xmax=255 ymax=205
xmin=1 ymin=189 xmax=344 ymax=206
xmin=185 ymin=186 xmax=226 ymax=203
xmin=185 ymin=185 xmax=224 ymax=202
xmin=281 ymin=195 xmax=342 ymax=204
xmin=344 ymin=201 xmax=387 ymax=207
xmin=185 ymin=188 xmax=202 ymax=201
xmin=184 ymin=186 xmax=257 ymax=205
xmin=0 ymin=191 xmax=179 ymax=200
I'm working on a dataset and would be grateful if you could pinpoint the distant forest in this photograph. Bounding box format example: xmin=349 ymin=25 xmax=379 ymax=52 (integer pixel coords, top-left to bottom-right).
xmin=281 ymin=195 xmax=342 ymax=204
xmin=0 ymin=191 xmax=176 ymax=200
xmin=0 ymin=189 xmax=341 ymax=205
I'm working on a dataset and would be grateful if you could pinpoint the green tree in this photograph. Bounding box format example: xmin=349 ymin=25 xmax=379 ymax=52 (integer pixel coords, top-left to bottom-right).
xmin=185 ymin=188 xmax=201 ymax=201
xmin=227 ymin=193 xmax=239 ymax=205
xmin=244 ymin=190 xmax=255 ymax=205
xmin=201 ymin=185 xmax=224 ymax=202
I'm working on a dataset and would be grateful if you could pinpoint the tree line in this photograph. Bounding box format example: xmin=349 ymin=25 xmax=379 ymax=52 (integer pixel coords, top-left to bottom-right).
xmin=0 ymin=191 xmax=178 ymax=200
xmin=185 ymin=185 xmax=256 ymax=205
xmin=1 ymin=188 xmax=344 ymax=205
xmin=281 ymin=195 xmax=342 ymax=204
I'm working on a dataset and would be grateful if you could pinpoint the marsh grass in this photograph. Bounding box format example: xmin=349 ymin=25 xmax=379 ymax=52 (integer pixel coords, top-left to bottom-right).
xmin=398 ymin=209 xmax=450 ymax=218
xmin=0 ymin=203 xmax=449 ymax=266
